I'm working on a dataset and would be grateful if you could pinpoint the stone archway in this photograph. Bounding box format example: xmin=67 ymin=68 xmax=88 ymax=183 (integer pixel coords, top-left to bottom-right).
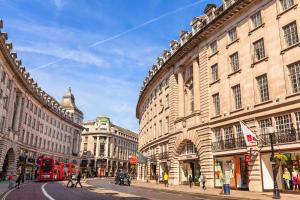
xmin=168 ymin=129 xmax=214 ymax=187
xmin=0 ymin=148 xmax=16 ymax=180
xmin=175 ymin=139 xmax=201 ymax=185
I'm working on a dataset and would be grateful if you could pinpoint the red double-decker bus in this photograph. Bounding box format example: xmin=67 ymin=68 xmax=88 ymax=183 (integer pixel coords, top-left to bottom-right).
xmin=37 ymin=157 xmax=75 ymax=181
xmin=37 ymin=157 xmax=54 ymax=181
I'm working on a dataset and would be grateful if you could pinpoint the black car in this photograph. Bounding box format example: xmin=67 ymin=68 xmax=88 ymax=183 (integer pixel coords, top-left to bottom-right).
xmin=115 ymin=172 xmax=131 ymax=186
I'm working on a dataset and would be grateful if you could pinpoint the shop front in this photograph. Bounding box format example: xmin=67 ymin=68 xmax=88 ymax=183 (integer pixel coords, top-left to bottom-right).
xmin=179 ymin=159 xmax=200 ymax=185
xmin=150 ymin=162 xmax=157 ymax=180
xmin=214 ymin=155 xmax=249 ymax=190
xmin=261 ymin=151 xmax=300 ymax=193
xmin=159 ymin=162 xmax=168 ymax=179
xmin=25 ymin=157 xmax=36 ymax=180
xmin=96 ymin=159 xmax=107 ymax=177
xmin=80 ymin=160 xmax=88 ymax=174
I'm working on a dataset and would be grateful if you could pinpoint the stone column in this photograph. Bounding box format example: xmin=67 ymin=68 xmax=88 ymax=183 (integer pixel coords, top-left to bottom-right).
xmin=192 ymin=58 xmax=200 ymax=111
xmin=178 ymin=71 xmax=184 ymax=117
xmin=248 ymin=153 xmax=263 ymax=192
xmin=169 ymin=159 xmax=180 ymax=185
xmin=12 ymin=94 xmax=21 ymax=132
xmin=96 ymin=136 xmax=99 ymax=157
xmin=105 ymin=137 xmax=109 ymax=157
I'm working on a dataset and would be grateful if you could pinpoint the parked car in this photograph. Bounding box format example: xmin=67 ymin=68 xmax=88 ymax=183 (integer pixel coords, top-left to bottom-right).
xmin=115 ymin=172 xmax=131 ymax=186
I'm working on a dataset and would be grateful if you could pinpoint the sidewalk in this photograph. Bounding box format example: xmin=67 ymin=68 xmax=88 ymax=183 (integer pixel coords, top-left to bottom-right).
xmin=0 ymin=181 xmax=9 ymax=197
xmin=131 ymin=181 xmax=300 ymax=200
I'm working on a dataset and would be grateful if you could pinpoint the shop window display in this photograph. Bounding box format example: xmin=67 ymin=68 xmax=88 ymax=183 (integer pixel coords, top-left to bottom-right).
xmin=276 ymin=152 xmax=300 ymax=192
xmin=214 ymin=156 xmax=248 ymax=189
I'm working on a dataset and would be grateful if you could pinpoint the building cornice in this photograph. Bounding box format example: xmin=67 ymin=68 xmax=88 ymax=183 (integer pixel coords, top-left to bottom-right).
xmin=136 ymin=0 xmax=258 ymax=118
xmin=0 ymin=21 xmax=83 ymax=130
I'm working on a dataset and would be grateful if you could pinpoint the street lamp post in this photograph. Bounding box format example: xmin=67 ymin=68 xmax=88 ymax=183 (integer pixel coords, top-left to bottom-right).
xmin=268 ymin=127 xmax=280 ymax=199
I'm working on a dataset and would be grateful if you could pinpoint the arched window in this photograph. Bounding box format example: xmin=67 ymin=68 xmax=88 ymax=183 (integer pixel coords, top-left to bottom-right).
xmin=180 ymin=141 xmax=196 ymax=155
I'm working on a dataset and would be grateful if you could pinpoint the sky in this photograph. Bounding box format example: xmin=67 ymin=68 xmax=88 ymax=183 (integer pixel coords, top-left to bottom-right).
xmin=0 ymin=0 xmax=221 ymax=132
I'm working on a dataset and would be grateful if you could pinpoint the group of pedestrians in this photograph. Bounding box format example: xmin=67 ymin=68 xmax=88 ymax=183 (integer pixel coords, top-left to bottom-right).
xmin=188 ymin=173 xmax=207 ymax=189
xmin=66 ymin=171 xmax=82 ymax=188
xmin=162 ymin=172 xmax=207 ymax=190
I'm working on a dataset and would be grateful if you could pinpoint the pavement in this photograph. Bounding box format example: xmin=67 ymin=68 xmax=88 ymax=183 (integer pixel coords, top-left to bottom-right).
xmin=131 ymin=180 xmax=300 ymax=200
xmin=0 ymin=181 xmax=9 ymax=198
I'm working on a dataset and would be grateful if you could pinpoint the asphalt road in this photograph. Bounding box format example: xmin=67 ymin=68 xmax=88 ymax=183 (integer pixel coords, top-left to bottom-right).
xmin=3 ymin=178 xmax=231 ymax=200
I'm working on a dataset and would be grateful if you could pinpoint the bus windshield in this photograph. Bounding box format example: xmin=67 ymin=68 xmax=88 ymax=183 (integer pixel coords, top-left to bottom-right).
xmin=42 ymin=159 xmax=52 ymax=172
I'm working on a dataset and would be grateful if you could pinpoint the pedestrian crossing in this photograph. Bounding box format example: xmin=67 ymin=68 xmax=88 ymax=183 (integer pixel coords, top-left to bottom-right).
xmin=60 ymin=181 xmax=142 ymax=198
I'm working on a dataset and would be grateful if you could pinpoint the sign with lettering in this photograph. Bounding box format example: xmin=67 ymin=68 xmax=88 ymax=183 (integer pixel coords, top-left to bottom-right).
xmin=245 ymin=154 xmax=251 ymax=163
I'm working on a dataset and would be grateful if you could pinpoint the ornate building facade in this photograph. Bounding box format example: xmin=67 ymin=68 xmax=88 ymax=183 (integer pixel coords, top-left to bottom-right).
xmin=0 ymin=20 xmax=84 ymax=180
xmin=80 ymin=116 xmax=138 ymax=177
xmin=136 ymin=0 xmax=300 ymax=193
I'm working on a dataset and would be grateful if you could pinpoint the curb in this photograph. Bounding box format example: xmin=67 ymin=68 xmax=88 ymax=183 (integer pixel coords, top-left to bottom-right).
xmin=0 ymin=188 xmax=12 ymax=200
xmin=131 ymin=184 xmax=264 ymax=200
xmin=0 ymin=181 xmax=31 ymax=200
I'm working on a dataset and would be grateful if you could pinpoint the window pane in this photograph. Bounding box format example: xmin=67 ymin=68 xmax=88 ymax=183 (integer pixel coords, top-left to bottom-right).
xmin=230 ymin=52 xmax=239 ymax=72
xmin=232 ymin=84 xmax=242 ymax=109
xmin=251 ymin=11 xmax=262 ymax=29
xmin=228 ymin=27 xmax=237 ymax=42
xmin=256 ymin=74 xmax=269 ymax=102
xmin=211 ymin=64 xmax=218 ymax=81
xmin=253 ymin=39 xmax=265 ymax=62
xmin=283 ymin=21 xmax=299 ymax=47
xmin=280 ymin=0 xmax=294 ymax=11
xmin=288 ymin=62 xmax=300 ymax=93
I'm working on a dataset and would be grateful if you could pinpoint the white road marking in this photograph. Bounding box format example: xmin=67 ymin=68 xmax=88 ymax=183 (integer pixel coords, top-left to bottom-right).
xmin=1 ymin=188 xmax=15 ymax=200
xmin=41 ymin=183 xmax=55 ymax=200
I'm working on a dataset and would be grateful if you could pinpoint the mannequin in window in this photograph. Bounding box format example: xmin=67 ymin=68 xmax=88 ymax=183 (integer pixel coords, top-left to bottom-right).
xmin=283 ymin=168 xmax=291 ymax=190
xmin=292 ymin=166 xmax=298 ymax=191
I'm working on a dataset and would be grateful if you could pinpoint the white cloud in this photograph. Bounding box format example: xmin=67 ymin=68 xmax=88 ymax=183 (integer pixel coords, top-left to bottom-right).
xmin=15 ymin=45 xmax=109 ymax=68
xmin=53 ymin=0 xmax=66 ymax=10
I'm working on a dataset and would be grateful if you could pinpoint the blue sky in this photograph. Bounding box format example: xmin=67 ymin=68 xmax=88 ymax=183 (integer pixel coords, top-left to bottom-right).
xmin=0 ymin=0 xmax=221 ymax=132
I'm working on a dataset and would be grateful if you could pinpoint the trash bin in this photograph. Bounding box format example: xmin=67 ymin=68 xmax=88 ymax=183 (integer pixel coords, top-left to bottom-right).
xmin=223 ymin=184 xmax=230 ymax=195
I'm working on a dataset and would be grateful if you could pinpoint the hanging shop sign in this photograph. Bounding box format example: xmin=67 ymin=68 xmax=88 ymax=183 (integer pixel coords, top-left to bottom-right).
xmin=245 ymin=154 xmax=251 ymax=163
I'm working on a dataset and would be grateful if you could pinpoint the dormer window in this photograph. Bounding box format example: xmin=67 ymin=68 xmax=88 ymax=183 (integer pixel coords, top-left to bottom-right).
xmin=204 ymin=4 xmax=217 ymax=22
xmin=224 ymin=0 xmax=234 ymax=9
xmin=208 ymin=12 xmax=214 ymax=22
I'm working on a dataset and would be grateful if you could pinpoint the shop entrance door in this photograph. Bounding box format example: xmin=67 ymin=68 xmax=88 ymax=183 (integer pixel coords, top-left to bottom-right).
xmin=150 ymin=163 xmax=157 ymax=180
xmin=179 ymin=160 xmax=200 ymax=185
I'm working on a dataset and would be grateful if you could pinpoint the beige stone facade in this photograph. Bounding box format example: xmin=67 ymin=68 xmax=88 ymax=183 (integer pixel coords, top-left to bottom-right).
xmin=0 ymin=20 xmax=84 ymax=180
xmin=80 ymin=116 xmax=138 ymax=177
xmin=136 ymin=0 xmax=300 ymax=192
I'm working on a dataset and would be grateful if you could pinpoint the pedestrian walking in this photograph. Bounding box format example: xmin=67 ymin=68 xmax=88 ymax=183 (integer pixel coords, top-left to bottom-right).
xmin=75 ymin=172 xmax=82 ymax=188
xmin=200 ymin=173 xmax=206 ymax=190
xmin=188 ymin=175 xmax=193 ymax=188
xmin=163 ymin=172 xmax=168 ymax=188
xmin=8 ymin=174 xmax=13 ymax=189
xmin=15 ymin=173 xmax=22 ymax=189
xmin=155 ymin=174 xmax=159 ymax=184
xmin=66 ymin=173 xmax=73 ymax=188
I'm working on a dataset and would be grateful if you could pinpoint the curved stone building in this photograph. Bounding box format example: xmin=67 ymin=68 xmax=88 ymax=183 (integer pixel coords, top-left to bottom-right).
xmin=80 ymin=116 xmax=138 ymax=177
xmin=136 ymin=0 xmax=300 ymax=193
xmin=0 ymin=20 xmax=84 ymax=180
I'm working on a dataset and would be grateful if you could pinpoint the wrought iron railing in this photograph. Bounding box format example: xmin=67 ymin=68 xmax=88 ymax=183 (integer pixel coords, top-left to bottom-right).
xmin=212 ymin=137 xmax=246 ymax=152
xmin=149 ymin=154 xmax=157 ymax=162
xmin=158 ymin=152 xmax=168 ymax=160
xmin=259 ymin=128 xmax=300 ymax=146
xmin=212 ymin=129 xmax=300 ymax=152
